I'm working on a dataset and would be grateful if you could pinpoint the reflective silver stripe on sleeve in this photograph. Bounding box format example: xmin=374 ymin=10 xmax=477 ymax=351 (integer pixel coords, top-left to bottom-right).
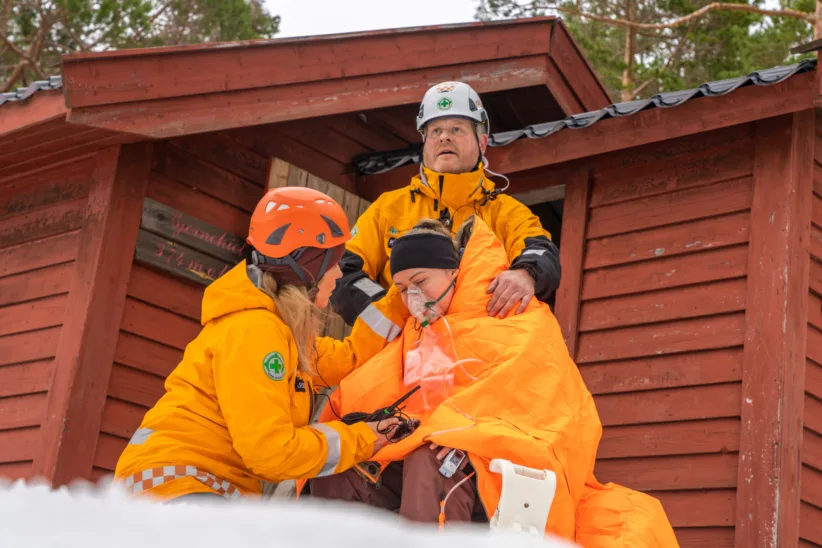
xmin=129 ymin=428 xmax=154 ymax=445
xmin=359 ymin=304 xmax=402 ymax=342
xmin=353 ymin=277 xmax=385 ymax=298
xmin=522 ymin=249 xmax=546 ymax=256
xmin=312 ymin=423 xmax=342 ymax=478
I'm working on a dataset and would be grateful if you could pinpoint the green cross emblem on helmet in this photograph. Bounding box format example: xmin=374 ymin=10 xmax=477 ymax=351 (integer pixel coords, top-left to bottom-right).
xmin=262 ymin=351 xmax=285 ymax=381
xmin=436 ymin=97 xmax=452 ymax=111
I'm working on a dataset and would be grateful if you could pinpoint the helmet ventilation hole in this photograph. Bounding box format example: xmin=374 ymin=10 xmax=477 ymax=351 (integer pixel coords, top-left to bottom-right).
xmin=321 ymin=215 xmax=344 ymax=238
xmin=277 ymin=204 xmax=290 ymax=211
xmin=265 ymin=201 xmax=276 ymax=213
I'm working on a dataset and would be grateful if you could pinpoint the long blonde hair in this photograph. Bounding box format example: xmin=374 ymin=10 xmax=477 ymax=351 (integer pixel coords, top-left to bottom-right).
xmin=259 ymin=271 xmax=319 ymax=374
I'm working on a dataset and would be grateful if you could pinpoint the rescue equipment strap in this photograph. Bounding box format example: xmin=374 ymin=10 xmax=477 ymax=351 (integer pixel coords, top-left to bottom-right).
xmin=122 ymin=466 xmax=242 ymax=500
xmin=311 ymin=423 xmax=342 ymax=477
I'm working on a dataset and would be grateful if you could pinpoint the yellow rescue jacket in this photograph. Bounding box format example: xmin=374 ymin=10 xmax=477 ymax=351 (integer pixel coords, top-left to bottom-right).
xmin=330 ymin=164 xmax=561 ymax=325
xmin=311 ymin=219 xmax=678 ymax=546
xmin=114 ymin=261 xmax=401 ymax=501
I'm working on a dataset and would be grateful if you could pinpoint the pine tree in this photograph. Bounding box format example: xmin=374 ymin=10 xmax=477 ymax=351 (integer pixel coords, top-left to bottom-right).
xmin=477 ymin=0 xmax=816 ymax=100
xmin=0 ymin=0 xmax=280 ymax=92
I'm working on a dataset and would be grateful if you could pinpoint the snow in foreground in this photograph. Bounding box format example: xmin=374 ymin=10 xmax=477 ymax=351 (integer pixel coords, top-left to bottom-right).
xmin=0 ymin=479 xmax=578 ymax=548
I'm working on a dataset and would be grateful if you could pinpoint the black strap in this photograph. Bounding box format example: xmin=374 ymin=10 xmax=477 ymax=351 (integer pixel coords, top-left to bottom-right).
xmin=316 ymin=248 xmax=334 ymax=284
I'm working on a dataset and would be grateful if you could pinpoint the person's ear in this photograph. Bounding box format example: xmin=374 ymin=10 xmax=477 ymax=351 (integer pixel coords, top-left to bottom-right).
xmin=478 ymin=133 xmax=489 ymax=154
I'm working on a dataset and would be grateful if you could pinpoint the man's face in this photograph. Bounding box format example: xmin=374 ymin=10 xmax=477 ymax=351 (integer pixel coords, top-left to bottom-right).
xmin=421 ymin=117 xmax=488 ymax=174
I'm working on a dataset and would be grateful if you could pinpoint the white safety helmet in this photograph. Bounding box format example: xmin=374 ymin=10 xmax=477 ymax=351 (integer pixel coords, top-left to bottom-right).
xmin=416 ymin=81 xmax=489 ymax=136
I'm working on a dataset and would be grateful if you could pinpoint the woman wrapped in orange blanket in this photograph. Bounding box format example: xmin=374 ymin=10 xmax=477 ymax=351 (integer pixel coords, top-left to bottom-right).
xmin=305 ymin=216 xmax=678 ymax=547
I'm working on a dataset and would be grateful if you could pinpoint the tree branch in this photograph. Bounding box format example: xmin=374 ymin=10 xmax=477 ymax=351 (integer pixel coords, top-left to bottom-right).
xmin=0 ymin=0 xmax=12 ymax=41
xmin=60 ymin=19 xmax=89 ymax=51
xmin=0 ymin=33 xmax=47 ymax=80
xmin=630 ymin=19 xmax=698 ymax=100
xmin=553 ymin=2 xmax=815 ymax=30
xmin=2 ymin=1 xmax=51 ymax=90
xmin=133 ymin=0 xmax=174 ymax=43
xmin=2 ymin=63 xmax=26 ymax=92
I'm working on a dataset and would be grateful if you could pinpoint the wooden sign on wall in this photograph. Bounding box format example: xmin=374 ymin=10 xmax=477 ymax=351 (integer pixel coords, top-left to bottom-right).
xmin=135 ymin=197 xmax=246 ymax=286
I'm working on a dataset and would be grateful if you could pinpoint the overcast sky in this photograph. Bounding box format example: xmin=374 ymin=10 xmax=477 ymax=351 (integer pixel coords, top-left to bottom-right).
xmin=265 ymin=0 xmax=785 ymax=39
xmin=266 ymin=0 xmax=480 ymax=38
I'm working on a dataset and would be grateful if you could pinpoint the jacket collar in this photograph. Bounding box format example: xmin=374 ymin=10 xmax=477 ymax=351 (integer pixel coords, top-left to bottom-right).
xmin=410 ymin=163 xmax=495 ymax=211
xmin=200 ymin=261 xmax=277 ymax=326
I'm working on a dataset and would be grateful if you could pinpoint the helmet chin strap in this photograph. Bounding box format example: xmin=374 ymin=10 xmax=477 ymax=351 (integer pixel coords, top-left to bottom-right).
xmin=251 ymin=248 xmax=333 ymax=290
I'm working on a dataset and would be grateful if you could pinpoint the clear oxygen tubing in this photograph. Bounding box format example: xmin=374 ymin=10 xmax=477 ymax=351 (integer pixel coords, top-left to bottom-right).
xmin=419 ymin=315 xmax=482 ymax=443
xmin=481 ymin=154 xmax=511 ymax=194
xmin=438 ymin=470 xmax=477 ymax=531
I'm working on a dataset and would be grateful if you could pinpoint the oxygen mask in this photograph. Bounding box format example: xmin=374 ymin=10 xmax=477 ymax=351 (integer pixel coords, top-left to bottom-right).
xmin=406 ymin=276 xmax=456 ymax=329
xmin=406 ymin=285 xmax=440 ymax=328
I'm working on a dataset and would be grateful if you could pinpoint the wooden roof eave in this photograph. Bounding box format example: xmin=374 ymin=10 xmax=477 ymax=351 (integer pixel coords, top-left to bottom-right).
xmin=0 ymin=91 xmax=67 ymax=139
xmin=59 ymin=17 xmax=610 ymax=140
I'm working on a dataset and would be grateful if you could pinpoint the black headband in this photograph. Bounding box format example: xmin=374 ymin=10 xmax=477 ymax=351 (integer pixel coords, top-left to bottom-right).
xmin=390 ymin=233 xmax=460 ymax=277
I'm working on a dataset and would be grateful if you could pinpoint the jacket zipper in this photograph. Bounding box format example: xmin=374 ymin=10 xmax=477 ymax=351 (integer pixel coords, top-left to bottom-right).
xmin=437 ymin=174 xmax=452 ymax=227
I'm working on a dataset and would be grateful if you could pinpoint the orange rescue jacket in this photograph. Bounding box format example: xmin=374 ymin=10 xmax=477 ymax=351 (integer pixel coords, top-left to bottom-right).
xmin=308 ymin=218 xmax=678 ymax=547
xmin=113 ymin=262 xmax=402 ymax=501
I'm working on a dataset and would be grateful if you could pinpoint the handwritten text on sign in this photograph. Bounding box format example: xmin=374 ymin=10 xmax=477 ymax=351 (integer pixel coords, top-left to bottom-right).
xmin=136 ymin=198 xmax=247 ymax=286
xmin=141 ymin=198 xmax=246 ymax=263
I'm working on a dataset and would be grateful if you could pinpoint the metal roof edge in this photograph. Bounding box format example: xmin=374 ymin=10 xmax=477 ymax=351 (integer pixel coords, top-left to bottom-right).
xmin=0 ymin=75 xmax=63 ymax=108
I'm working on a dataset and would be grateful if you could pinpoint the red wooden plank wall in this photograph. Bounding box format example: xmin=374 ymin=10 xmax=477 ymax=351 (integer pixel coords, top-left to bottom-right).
xmin=0 ymin=156 xmax=96 ymax=481
xmin=558 ymin=123 xmax=757 ymax=548
xmin=92 ymin=136 xmax=266 ymax=479
xmin=801 ymin=124 xmax=822 ymax=547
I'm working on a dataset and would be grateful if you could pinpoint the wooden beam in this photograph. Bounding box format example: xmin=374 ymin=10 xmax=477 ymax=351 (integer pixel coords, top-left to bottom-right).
xmin=0 ymin=92 xmax=66 ymax=139
xmin=548 ymin=20 xmax=611 ymax=110
xmin=33 ymin=143 xmax=153 ymax=486
xmin=484 ymin=71 xmax=815 ymax=176
xmin=268 ymin=158 xmax=291 ymax=189
xmin=512 ymin=184 xmax=566 ymax=206
xmin=791 ymin=38 xmax=822 ymax=54
xmin=234 ymin=127 xmax=356 ymax=194
xmin=62 ymin=19 xmax=556 ymax=109
xmin=67 ymin=56 xmax=549 ymax=139
xmin=735 ymin=111 xmax=815 ymax=547
xmin=553 ymin=169 xmax=591 ymax=359
xmin=817 ymin=51 xmax=822 ymax=108
xmin=543 ymin=57 xmax=584 ymax=116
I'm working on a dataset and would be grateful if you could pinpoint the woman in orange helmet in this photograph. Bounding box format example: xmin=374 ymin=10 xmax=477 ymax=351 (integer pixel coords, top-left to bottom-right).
xmin=114 ymin=187 xmax=411 ymax=504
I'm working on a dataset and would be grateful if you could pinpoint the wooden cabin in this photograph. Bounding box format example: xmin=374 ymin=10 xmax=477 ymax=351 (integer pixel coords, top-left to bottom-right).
xmin=0 ymin=16 xmax=820 ymax=548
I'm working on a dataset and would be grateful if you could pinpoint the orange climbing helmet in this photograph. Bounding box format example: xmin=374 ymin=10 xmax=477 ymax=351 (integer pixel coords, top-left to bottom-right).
xmin=246 ymin=186 xmax=351 ymax=287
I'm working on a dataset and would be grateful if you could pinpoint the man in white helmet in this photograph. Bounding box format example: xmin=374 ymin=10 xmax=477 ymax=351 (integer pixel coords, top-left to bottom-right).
xmin=330 ymin=81 xmax=561 ymax=330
